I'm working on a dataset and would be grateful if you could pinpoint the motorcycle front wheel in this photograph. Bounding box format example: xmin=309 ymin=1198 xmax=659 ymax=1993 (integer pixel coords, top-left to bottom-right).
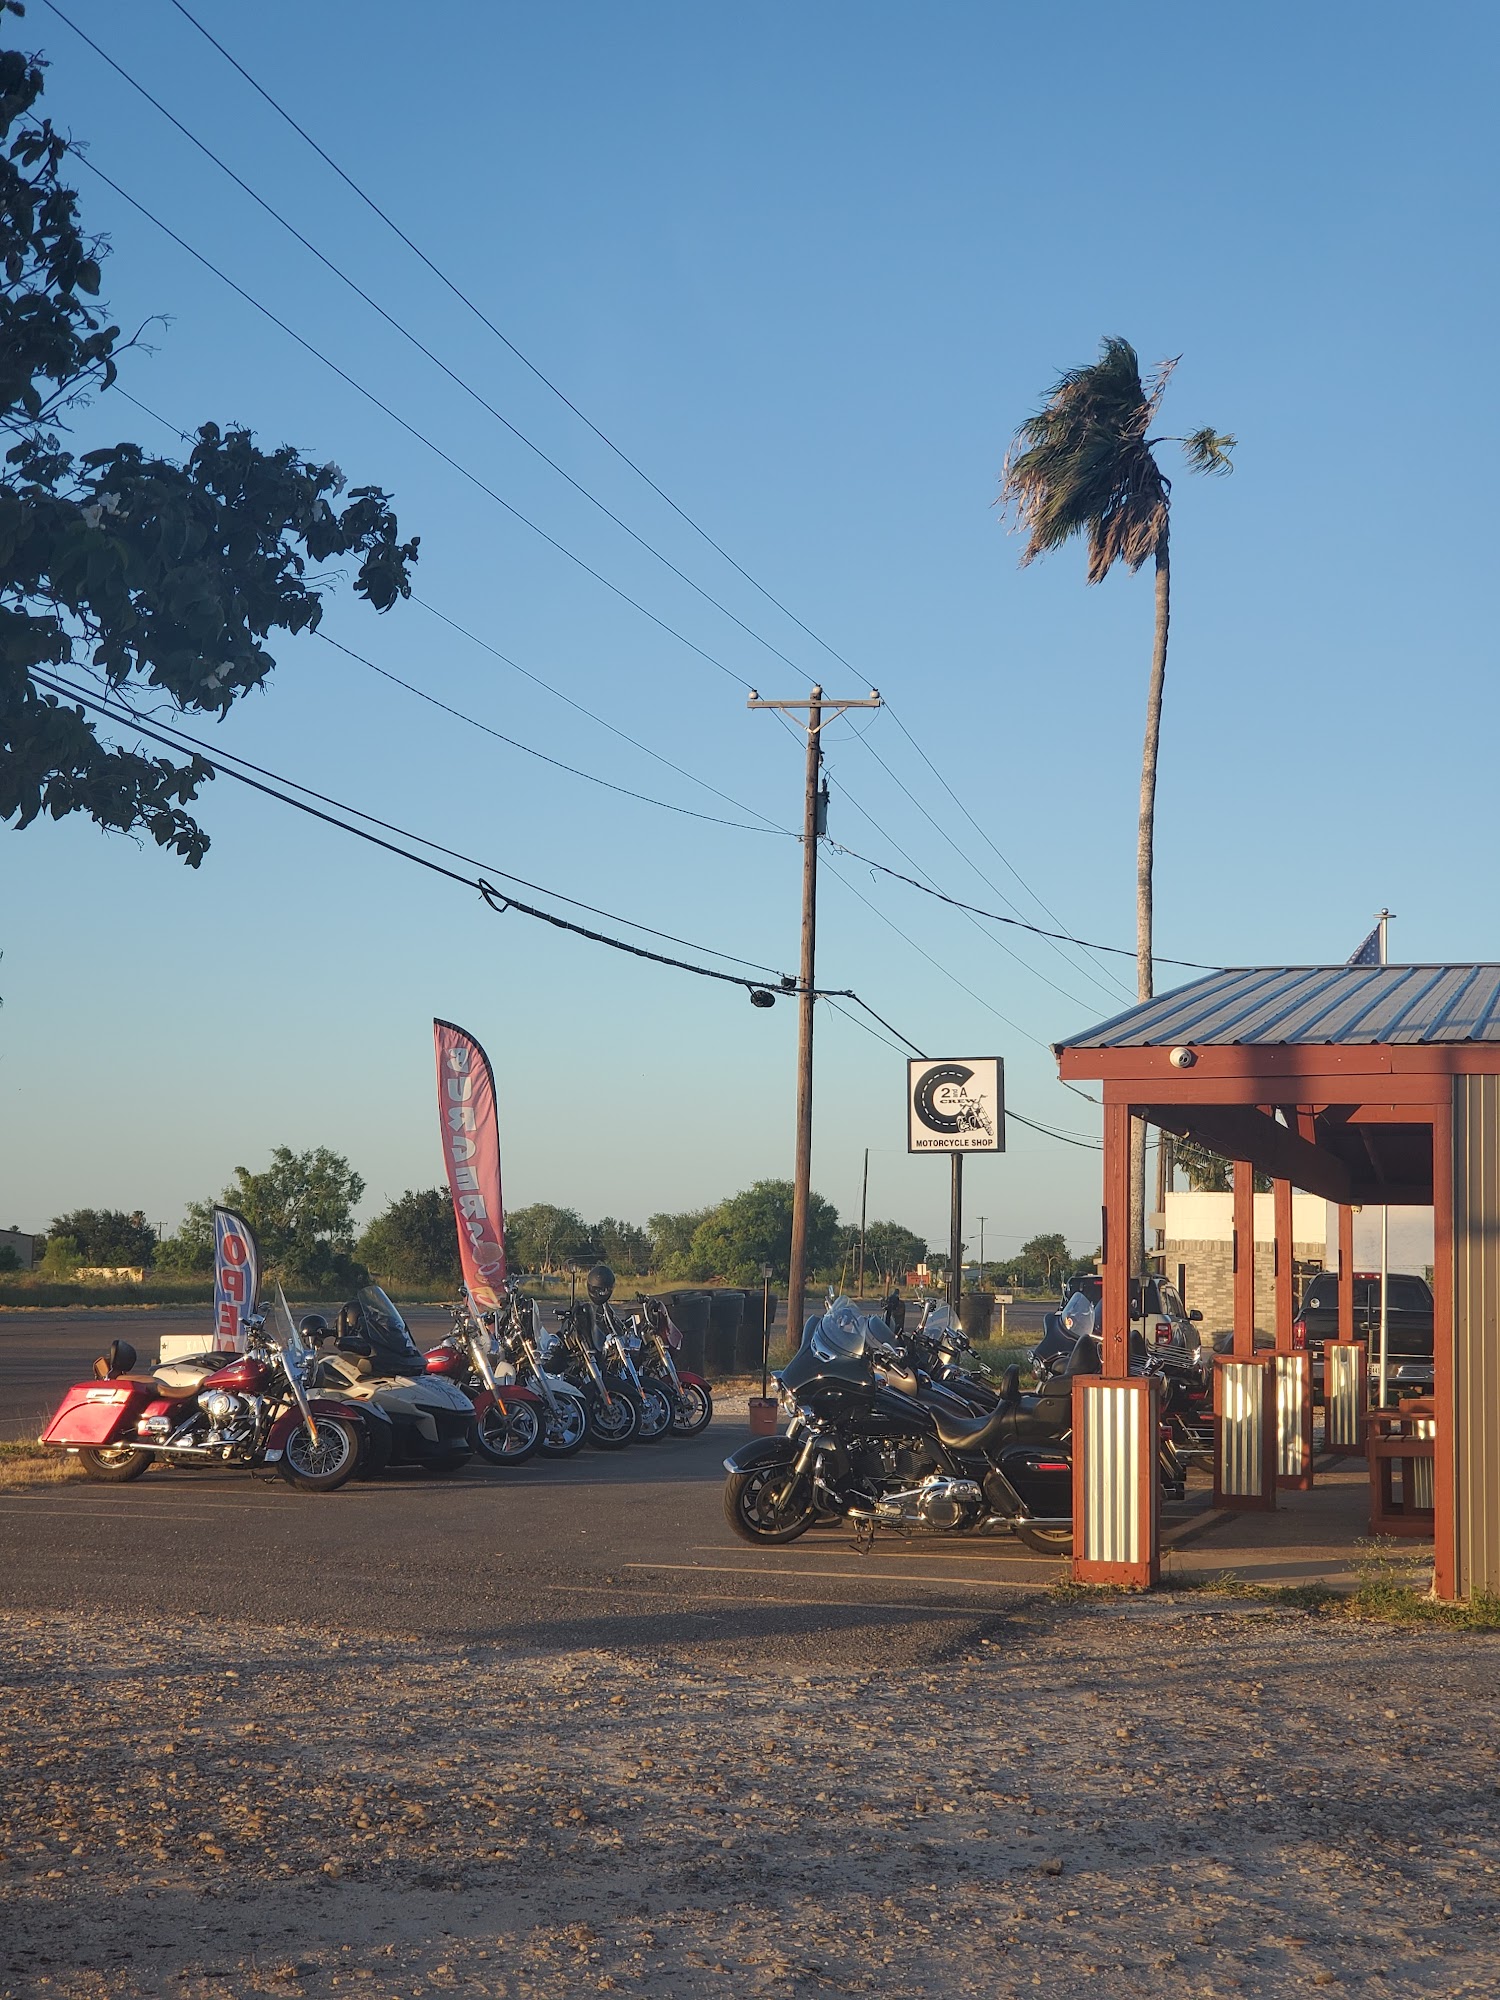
xmin=723 ymin=1465 xmax=815 ymax=1544
xmin=78 ymin=1444 xmax=152 ymax=1482
xmin=634 ymin=1383 xmax=673 ymax=1443
xmin=278 ymin=1416 xmax=359 ymax=1492
xmin=473 ymin=1397 xmax=542 ymax=1466
xmin=1014 ymin=1522 xmax=1073 ymax=1557
xmin=668 ymin=1380 xmax=713 ymax=1437
xmin=537 ymin=1396 xmax=588 ymax=1457
xmin=585 ymin=1388 xmax=640 ymax=1450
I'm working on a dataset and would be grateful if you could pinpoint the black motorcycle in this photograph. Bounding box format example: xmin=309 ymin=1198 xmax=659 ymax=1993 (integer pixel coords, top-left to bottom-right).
xmin=722 ymin=1298 xmax=1081 ymax=1555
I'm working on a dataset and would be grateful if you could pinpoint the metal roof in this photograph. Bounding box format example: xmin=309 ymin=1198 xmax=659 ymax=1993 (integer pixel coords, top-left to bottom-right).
xmin=1056 ymin=966 xmax=1500 ymax=1050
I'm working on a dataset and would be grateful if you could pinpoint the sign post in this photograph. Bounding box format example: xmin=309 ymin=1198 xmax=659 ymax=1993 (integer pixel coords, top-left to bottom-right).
xmin=906 ymin=1059 xmax=1004 ymax=1317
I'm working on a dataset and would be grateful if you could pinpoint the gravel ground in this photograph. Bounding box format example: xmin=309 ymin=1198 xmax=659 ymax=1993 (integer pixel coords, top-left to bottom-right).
xmin=2 ymin=1603 xmax=1498 ymax=1998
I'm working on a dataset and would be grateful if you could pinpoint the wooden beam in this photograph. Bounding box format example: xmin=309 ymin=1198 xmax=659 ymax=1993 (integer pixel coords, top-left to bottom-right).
xmin=1337 ymin=1207 xmax=1354 ymax=1343
xmin=1102 ymin=1101 xmax=1132 ymax=1378
xmin=1145 ymin=1103 xmax=1355 ymax=1204
xmin=1107 ymin=1074 xmax=1445 ymax=1107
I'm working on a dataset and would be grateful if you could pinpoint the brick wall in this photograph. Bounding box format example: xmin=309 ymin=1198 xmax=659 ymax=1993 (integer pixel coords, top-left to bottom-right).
xmin=1163 ymin=1238 xmax=1325 ymax=1340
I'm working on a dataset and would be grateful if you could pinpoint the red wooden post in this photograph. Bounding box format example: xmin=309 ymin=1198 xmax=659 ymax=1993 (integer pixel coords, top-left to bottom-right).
xmin=1273 ymin=1177 xmax=1294 ymax=1353
xmin=1102 ymin=1101 xmax=1132 ymax=1378
xmin=1233 ymin=1160 xmax=1257 ymax=1359
xmin=1337 ymin=1205 xmax=1355 ymax=1347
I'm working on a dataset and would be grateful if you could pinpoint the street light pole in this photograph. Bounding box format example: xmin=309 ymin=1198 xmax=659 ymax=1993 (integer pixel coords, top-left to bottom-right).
xmin=748 ymin=684 xmax=881 ymax=1348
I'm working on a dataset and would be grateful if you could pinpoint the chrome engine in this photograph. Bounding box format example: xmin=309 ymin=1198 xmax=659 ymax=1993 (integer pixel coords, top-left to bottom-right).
xmin=196 ymin=1387 xmax=257 ymax=1447
xmin=868 ymin=1476 xmax=984 ymax=1530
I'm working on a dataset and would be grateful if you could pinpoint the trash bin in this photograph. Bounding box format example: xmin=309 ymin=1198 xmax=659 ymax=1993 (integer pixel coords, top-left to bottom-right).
xmin=961 ymin=1290 xmax=994 ymax=1341
xmin=666 ymin=1291 xmax=710 ymax=1377
xmin=737 ymin=1288 xmax=768 ymax=1372
xmin=707 ymin=1289 xmax=745 ymax=1380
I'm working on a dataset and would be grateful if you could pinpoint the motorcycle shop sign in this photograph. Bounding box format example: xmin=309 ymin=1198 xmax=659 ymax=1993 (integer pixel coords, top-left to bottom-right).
xmin=907 ymin=1058 xmax=1004 ymax=1153
xmin=433 ymin=1018 xmax=508 ymax=1310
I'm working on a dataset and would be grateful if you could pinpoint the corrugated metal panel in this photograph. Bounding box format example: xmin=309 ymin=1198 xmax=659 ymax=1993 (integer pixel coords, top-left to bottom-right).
xmin=1454 ymin=1076 xmax=1500 ymax=1596
xmin=1325 ymin=1343 xmax=1365 ymax=1451
xmin=1057 ymin=965 xmax=1500 ymax=1051
xmin=1218 ymin=1360 xmax=1267 ymax=1498
xmin=1079 ymin=1382 xmax=1142 ymax=1566
xmin=1274 ymin=1353 xmax=1308 ymax=1479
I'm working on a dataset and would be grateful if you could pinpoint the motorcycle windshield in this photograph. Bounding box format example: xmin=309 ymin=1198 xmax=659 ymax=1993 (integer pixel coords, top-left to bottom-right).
xmin=354 ymin=1286 xmax=424 ymax=1365
xmin=810 ymin=1301 xmax=867 ymax=1365
xmin=1058 ymin=1292 xmax=1098 ymax=1341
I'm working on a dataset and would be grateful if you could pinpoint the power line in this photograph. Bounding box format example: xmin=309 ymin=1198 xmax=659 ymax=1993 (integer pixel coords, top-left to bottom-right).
xmin=161 ymin=0 xmax=869 ymax=682
xmin=33 ymin=669 xmax=793 ymax=983
xmin=60 ymin=142 xmax=759 ymax=692
xmin=42 ymin=0 xmax=826 ymax=685
xmin=883 ymin=699 xmax=1139 ymax=997
xmin=104 ymin=383 xmax=799 ymax=839
xmin=313 ymin=631 xmax=787 ymax=838
xmin=825 ymin=838 xmax=1221 ymax=971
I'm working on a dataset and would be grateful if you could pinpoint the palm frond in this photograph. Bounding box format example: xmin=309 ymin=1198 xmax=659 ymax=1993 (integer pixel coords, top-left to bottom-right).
xmin=1181 ymin=427 xmax=1236 ymax=476
xmin=998 ymin=336 xmax=1170 ymax=580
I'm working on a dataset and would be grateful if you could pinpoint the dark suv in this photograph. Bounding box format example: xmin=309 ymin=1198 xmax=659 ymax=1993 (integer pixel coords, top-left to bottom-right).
xmin=1293 ymin=1271 xmax=1434 ymax=1398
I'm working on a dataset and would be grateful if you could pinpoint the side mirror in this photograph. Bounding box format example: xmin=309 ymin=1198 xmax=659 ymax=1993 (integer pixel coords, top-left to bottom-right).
xmin=1189 ymin=1308 xmax=1203 ymax=1323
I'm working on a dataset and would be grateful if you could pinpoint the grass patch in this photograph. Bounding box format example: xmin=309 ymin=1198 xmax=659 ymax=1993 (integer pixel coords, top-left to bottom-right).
xmin=1156 ymin=1543 xmax=1500 ymax=1631
xmin=0 ymin=1440 xmax=82 ymax=1488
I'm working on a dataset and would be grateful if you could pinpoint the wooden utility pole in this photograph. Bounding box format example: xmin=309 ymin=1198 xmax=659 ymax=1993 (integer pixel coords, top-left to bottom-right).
xmin=857 ymin=1147 xmax=869 ymax=1300
xmin=748 ymin=684 xmax=881 ymax=1348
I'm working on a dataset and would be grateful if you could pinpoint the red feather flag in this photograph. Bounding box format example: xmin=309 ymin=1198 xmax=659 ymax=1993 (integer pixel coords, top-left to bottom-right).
xmin=433 ymin=1019 xmax=507 ymax=1309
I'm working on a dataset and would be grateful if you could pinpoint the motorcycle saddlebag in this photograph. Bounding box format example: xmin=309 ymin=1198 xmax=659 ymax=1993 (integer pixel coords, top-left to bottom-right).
xmin=42 ymin=1379 xmax=152 ymax=1448
xmin=997 ymin=1443 xmax=1072 ymax=1517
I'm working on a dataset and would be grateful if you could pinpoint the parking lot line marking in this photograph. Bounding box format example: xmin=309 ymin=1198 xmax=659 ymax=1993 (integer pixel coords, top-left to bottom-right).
xmin=625 ymin=1560 xmax=1051 ymax=1588
xmin=543 ymin=1581 xmax=1002 ymax=1615
xmin=0 ymin=1505 xmax=227 ymax=1521
xmin=686 ymin=1543 xmax=1037 ymax=1564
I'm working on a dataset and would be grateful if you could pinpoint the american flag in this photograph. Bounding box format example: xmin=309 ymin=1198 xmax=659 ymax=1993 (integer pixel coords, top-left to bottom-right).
xmin=1346 ymin=924 xmax=1383 ymax=967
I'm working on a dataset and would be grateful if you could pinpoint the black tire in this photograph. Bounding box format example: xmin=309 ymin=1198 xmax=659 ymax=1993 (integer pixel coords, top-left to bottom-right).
xmin=537 ymin=1395 xmax=589 ymax=1457
xmin=585 ymin=1387 xmax=640 ymax=1450
xmin=633 ymin=1382 xmax=673 ymax=1443
xmin=277 ymin=1416 xmax=359 ymax=1492
xmin=472 ymin=1397 xmax=542 ymax=1466
xmin=668 ymin=1380 xmax=713 ymax=1438
xmin=356 ymin=1419 xmax=393 ymax=1481
xmin=723 ymin=1464 xmax=815 ymax=1544
xmin=78 ymin=1444 xmax=152 ymax=1483
xmin=1015 ymin=1522 xmax=1073 ymax=1557
xmin=416 ymin=1449 xmax=472 ymax=1477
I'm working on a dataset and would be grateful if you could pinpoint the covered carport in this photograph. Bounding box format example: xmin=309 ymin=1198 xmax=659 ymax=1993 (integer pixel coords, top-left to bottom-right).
xmin=1055 ymin=964 xmax=1500 ymax=1599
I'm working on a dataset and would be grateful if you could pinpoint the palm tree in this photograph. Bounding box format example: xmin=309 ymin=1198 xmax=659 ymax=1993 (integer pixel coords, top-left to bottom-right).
xmin=1001 ymin=337 xmax=1233 ymax=1274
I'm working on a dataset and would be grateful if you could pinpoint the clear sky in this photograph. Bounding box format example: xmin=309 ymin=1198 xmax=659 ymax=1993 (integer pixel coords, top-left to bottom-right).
xmin=2 ymin=1 xmax=1495 ymax=1256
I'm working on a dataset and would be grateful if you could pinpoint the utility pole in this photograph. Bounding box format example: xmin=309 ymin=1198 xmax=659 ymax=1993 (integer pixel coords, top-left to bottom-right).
xmin=857 ymin=1147 xmax=869 ymax=1300
xmin=949 ymin=1156 xmax=963 ymax=1313
xmin=977 ymin=1214 xmax=986 ymax=1277
xmin=749 ymin=683 xmax=881 ymax=1347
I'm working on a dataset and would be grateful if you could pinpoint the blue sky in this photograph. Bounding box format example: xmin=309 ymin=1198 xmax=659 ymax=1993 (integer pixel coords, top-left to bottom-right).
xmin=3 ymin=1 xmax=1495 ymax=1255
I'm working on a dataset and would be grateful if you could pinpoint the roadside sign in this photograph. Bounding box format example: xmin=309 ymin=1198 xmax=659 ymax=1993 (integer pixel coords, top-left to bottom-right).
xmin=907 ymin=1058 xmax=1004 ymax=1154
xmin=996 ymin=1292 xmax=1014 ymax=1304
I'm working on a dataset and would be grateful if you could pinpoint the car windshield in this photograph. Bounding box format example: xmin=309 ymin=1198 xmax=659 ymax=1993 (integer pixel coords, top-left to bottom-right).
xmin=810 ymin=1299 xmax=867 ymax=1363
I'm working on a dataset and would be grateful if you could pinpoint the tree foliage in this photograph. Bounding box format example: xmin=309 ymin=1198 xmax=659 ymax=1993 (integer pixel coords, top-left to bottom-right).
xmin=0 ymin=26 xmax=417 ymax=862
xmin=356 ymin=1188 xmax=462 ymax=1291
xmin=648 ymin=1207 xmax=713 ymax=1272
xmin=589 ymin=1216 xmax=652 ymax=1275
xmin=680 ymin=1180 xmax=842 ymax=1287
xmin=159 ymin=1145 xmax=366 ymax=1292
xmin=1173 ymin=1140 xmax=1270 ymax=1195
xmin=505 ymin=1203 xmax=592 ymax=1275
xmin=45 ymin=1206 xmax=155 ymax=1266
xmin=1000 ymin=337 xmax=1232 ymax=582
xmin=862 ymin=1220 xmax=926 ymax=1289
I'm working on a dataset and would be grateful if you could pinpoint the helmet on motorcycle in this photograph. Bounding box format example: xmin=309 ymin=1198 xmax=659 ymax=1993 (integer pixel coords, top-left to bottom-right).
xmin=585 ymin=1264 xmax=616 ymax=1302
xmin=337 ymin=1300 xmax=367 ymax=1346
xmin=298 ymin=1313 xmax=330 ymax=1344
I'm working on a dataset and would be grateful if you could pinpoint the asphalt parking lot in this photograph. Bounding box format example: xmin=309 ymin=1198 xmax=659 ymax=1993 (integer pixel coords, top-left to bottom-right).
xmin=0 ymin=1308 xmax=1064 ymax=1668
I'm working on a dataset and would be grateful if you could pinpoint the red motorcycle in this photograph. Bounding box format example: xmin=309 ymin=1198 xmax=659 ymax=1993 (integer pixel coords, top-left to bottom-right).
xmin=42 ymin=1312 xmax=368 ymax=1492
xmin=424 ymin=1296 xmax=547 ymax=1465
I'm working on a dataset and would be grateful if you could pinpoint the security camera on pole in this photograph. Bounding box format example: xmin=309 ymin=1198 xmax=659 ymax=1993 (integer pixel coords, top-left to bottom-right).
xmin=906 ymin=1058 xmax=1005 ymax=1315
xmin=748 ymin=683 xmax=881 ymax=1348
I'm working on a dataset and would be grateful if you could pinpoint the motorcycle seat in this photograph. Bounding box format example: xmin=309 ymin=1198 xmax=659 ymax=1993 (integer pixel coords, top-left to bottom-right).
xmin=928 ymin=1398 xmax=1013 ymax=1452
xmin=152 ymin=1363 xmax=219 ymax=1395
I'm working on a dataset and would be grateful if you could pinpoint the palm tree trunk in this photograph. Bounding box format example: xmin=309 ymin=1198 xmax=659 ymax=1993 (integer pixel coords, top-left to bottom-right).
xmin=1130 ymin=533 xmax=1170 ymax=1276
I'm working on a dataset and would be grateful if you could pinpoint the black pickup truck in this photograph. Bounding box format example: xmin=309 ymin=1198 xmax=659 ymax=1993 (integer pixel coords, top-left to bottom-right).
xmin=1293 ymin=1271 xmax=1434 ymax=1398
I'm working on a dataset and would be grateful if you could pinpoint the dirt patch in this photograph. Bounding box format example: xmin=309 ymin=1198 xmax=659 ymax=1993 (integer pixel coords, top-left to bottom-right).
xmin=2 ymin=1606 xmax=1498 ymax=1996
